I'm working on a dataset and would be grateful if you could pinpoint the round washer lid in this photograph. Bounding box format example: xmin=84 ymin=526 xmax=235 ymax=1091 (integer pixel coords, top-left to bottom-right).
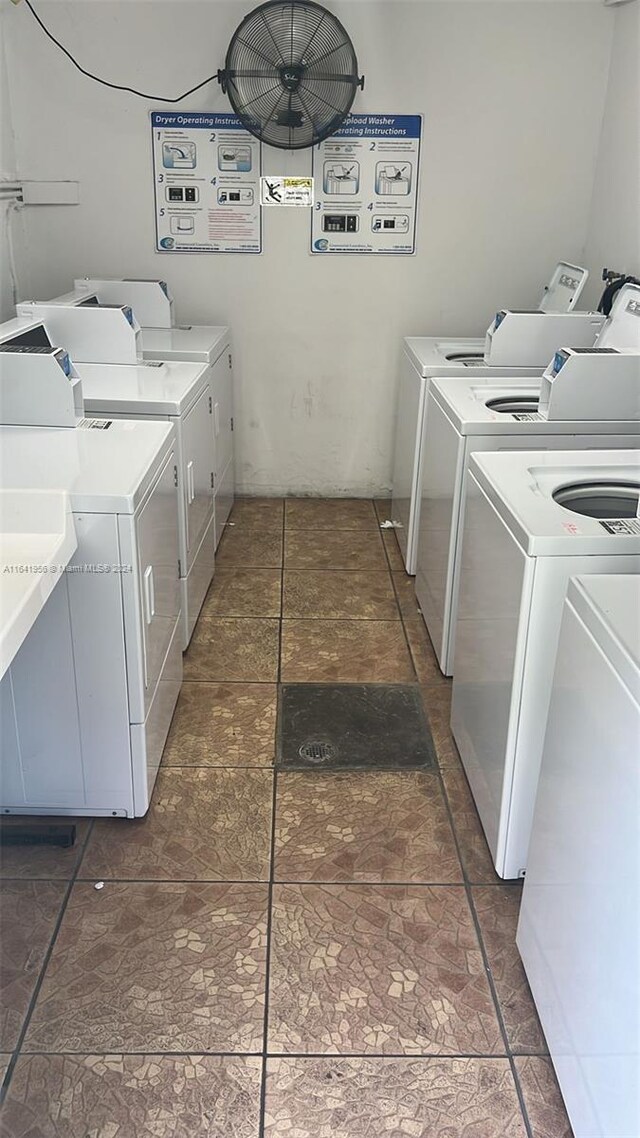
xmin=485 ymin=395 xmax=540 ymax=414
xmin=552 ymin=480 xmax=640 ymax=519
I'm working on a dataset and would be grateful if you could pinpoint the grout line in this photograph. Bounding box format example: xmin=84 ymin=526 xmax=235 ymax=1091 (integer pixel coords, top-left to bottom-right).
xmin=258 ymin=763 xmax=279 ymax=1136
xmin=0 ymin=819 xmax=96 ymax=1106
xmin=431 ymin=758 xmax=535 ymax=1138
xmin=9 ymin=1047 xmax=545 ymax=1061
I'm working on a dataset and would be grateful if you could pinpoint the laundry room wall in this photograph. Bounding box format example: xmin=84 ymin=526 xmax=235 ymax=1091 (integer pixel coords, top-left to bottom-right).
xmin=0 ymin=0 xmax=614 ymax=495
xmin=582 ymin=0 xmax=640 ymax=308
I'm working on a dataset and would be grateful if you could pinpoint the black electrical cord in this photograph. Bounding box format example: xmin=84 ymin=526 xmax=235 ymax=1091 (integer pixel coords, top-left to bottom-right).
xmin=21 ymin=0 xmax=218 ymax=102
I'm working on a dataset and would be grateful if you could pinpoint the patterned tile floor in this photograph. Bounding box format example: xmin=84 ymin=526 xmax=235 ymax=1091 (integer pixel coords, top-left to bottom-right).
xmin=0 ymin=498 xmax=574 ymax=1137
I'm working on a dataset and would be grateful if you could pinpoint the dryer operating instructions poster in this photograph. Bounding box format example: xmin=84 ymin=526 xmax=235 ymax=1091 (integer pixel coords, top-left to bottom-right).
xmin=151 ymin=112 xmax=262 ymax=254
xmin=311 ymin=115 xmax=422 ymax=255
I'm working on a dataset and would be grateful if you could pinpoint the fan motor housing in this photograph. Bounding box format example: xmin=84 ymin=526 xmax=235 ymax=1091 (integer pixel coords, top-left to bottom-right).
xmin=218 ymin=0 xmax=365 ymax=150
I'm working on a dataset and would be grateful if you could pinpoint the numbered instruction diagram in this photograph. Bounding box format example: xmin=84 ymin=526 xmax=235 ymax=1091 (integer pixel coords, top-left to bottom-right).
xmin=311 ymin=115 xmax=422 ymax=255
xmin=151 ymin=112 xmax=262 ymax=254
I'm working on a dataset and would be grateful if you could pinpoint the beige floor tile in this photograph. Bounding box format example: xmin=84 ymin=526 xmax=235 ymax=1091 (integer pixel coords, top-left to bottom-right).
xmin=228 ymin=497 xmax=284 ymax=530
xmin=274 ymin=771 xmax=462 ymax=884
xmin=515 ymin=1056 xmax=574 ymax=1138
xmin=441 ymin=766 xmax=502 ymax=884
xmin=420 ymin=683 xmax=461 ymax=768
xmin=264 ymin=1056 xmax=527 ymax=1137
xmin=281 ymin=620 xmax=414 ymax=683
xmin=0 ymin=818 xmax=90 ymax=879
xmin=202 ymin=568 xmax=282 ymax=618
xmin=24 ymin=882 xmax=268 ymax=1053
xmin=184 ymin=618 xmax=280 ymax=682
xmin=0 ymin=881 xmax=66 ymax=1050
xmin=373 ymin=498 xmax=393 ymax=523
xmin=286 ymin=499 xmax=378 ymax=531
xmin=473 ymin=886 xmax=547 ymax=1054
xmin=268 ymin=883 xmax=504 ymax=1055
xmin=81 ymin=768 xmax=273 ymax=881
xmin=392 ymin=573 xmax=422 ymax=619
xmin=216 ymin=528 xmax=284 ymax=569
xmin=382 ymin=529 xmax=405 ymax=571
xmin=405 ymin=619 xmax=448 ymax=685
xmin=284 ymin=530 xmax=388 ymax=571
xmin=163 ymin=682 xmax=276 ymax=767
xmin=283 ymin=571 xmax=398 ymax=620
xmin=0 ymin=1054 xmax=262 ymax=1138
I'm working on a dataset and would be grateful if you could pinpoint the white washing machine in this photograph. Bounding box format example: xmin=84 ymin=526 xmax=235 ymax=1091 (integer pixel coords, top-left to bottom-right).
xmin=410 ymin=261 xmax=590 ymax=371
xmin=516 ymin=574 xmax=640 ymax=1138
xmin=0 ymin=420 xmax=182 ymax=817
xmin=78 ymin=360 xmax=216 ymax=648
xmin=415 ymin=342 xmax=640 ymax=675
xmin=391 ymin=275 xmax=623 ymax=574
xmin=51 ymin=278 xmax=236 ymax=543
xmin=450 ymin=449 xmax=640 ymax=880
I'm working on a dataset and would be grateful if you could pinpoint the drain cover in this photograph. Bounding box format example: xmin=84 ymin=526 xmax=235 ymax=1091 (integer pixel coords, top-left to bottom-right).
xmin=298 ymin=740 xmax=337 ymax=765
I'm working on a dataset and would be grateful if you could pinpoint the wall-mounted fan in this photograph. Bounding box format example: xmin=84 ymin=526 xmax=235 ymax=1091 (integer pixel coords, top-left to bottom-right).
xmin=217 ymin=0 xmax=365 ymax=150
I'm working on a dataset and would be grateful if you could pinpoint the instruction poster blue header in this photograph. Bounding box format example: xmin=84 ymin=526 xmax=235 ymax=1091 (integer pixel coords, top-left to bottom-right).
xmin=330 ymin=114 xmax=422 ymax=140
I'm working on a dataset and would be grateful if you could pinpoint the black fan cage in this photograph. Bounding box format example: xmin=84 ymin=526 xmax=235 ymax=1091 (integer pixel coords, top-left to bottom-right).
xmin=218 ymin=0 xmax=364 ymax=150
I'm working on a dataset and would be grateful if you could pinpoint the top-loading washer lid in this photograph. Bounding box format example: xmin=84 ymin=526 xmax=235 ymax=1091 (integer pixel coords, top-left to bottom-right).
xmin=444 ymin=352 xmax=483 ymax=362
xmin=552 ymin=480 xmax=640 ymax=518
xmin=485 ymin=395 xmax=540 ymax=414
xmin=538 ymin=261 xmax=588 ymax=312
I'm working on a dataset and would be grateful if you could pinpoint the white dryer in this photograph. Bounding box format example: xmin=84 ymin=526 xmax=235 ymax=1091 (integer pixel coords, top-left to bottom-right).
xmin=516 ymin=574 xmax=640 ymax=1138
xmin=48 ymin=279 xmax=236 ymax=543
xmin=0 ymin=419 xmax=182 ymax=817
xmin=450 ymin=449 xmax=640 ymax=879
xmin=78 ymin=361 xmax=215 ymax=648
xmin=415 ymin=354 xmax=640 ymax=676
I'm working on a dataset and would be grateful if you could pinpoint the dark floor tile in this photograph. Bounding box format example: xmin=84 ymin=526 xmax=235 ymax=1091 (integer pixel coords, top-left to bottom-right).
xmin=184 ymin=618 xmax=280 ymax=682
xmin=278 ymin=684 xmax=434 ymax=771
xmin=215 ymin=528 xmax=284 ymax=569
xmin=281 ymin=620 xmax=414 ymax=684
xmin=382 ymin=529 xmax=405 ymax=571
xmin=1 ymin=1054 xmax=262 ymax=1137
xmin=81 ymin=768 xmax=273 ymax=882
xmin=268 ymin=884 xmax=504 ymax=1055
xmin=264 ymin=1056 xmax=527 ymax=1136
xmin=286 ymin=499 xmax=378 ymax=531
xmin=24 ymin=882 xmax=268 ymax=1053
xmin=404 ymin=619 xmax=448 ymax=686
xmin=515 ymin=1056 xmax=574 ymax=1138
xmin=163 ymin=682 xmax=276 ymax=767
xmin=283 ymin=570 xmax=397 ymax=621
xmin=274 ymin=771 xmax=462 ymax=883
xmin=473 ymin=886 xmax=547 ymax=1054
xmin=0 ymin=819 xmax=90 ymax=880
xmin=285 ymin=530 xmax=388 ymax=571
xmin=228 ymin=497 xmax=284 ymax=530
xmin=440 ymin=766 xmax=502 ymax=884
xmin=202 ymin=568 xmax=282 ymax=618
xmin=0 ymin=881 xmax=66 ymax=1050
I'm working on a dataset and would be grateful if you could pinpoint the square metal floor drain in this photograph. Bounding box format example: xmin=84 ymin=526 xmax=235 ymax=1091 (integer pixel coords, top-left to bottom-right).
xmin=277 ymin=684 xmax=436 ymax=771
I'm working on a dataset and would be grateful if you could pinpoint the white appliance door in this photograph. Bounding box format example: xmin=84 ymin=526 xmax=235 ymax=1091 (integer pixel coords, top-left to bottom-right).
xmin=182 ymin=383 xmax=215 ymax=571
xmin=391 ymin=352 xmax=427 ymax=573
xmin=450 ymin=474 xmax=534 ymax=874
xmin=415 ymin=397 xmax=463 ymax=673
xmin=134 ymin=453 xmax=180 ymax=712
xmin=518 ymin=596 xmax=640 ymax=1138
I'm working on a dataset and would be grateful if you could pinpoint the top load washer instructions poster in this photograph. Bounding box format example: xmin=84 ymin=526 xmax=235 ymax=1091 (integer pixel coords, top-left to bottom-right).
xmin=151 ymin=112 xmax=262 ymax=253
xmin=311 ymin=115 xmax=422 ymax=255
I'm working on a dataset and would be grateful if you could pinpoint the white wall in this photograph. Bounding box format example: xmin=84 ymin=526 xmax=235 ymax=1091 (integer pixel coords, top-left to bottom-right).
xmin=582 ymin=0 xmax=640 ymax=309
xmin=0 ymin=0 xmax=613 ymax=494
